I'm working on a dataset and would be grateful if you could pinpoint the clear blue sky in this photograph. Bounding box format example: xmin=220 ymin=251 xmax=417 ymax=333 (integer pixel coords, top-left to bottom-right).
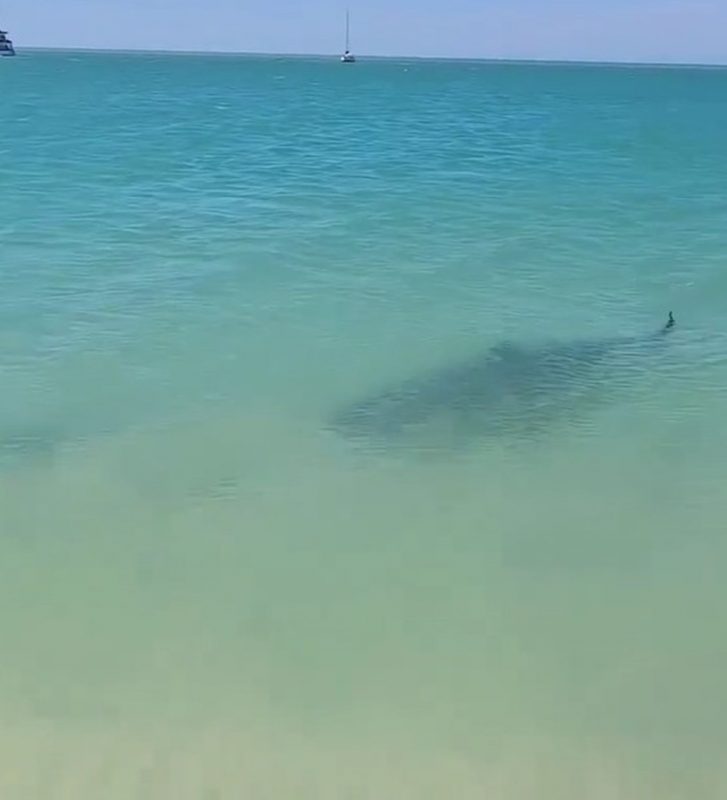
xmin=6 ymin=0 xmax=727 ymax=64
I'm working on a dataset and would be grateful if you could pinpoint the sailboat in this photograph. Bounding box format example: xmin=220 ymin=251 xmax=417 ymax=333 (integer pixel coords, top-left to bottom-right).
xmin=0 ymin=27 xmax=15 ymax=57
xmin=340 ymin=10 xmax=355 ymax=63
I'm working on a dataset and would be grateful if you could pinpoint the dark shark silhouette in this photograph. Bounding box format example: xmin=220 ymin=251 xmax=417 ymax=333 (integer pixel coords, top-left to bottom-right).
xmin=329 ymin=313 xmax=676 ymax=446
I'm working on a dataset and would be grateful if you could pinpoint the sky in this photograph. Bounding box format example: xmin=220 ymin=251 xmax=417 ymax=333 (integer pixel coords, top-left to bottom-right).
xmin=5 ymin=0 xmax=727 ymax=64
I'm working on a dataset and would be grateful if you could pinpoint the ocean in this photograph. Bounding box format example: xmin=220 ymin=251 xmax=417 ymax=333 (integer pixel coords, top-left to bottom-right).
xmin=1 ymin=50 xmax=727 ymax=798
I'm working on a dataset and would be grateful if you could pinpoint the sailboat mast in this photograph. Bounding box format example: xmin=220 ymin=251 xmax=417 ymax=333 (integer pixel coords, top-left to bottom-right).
xmin=341 ymin=8 xmax=356 ymax=62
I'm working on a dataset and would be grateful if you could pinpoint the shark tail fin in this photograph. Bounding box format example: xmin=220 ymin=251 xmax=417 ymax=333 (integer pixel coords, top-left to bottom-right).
xmin=663 ymin=311 xmax=675 ymax=333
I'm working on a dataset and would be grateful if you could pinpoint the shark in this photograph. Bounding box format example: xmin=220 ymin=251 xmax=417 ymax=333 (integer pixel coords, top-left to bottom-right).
xmin=329 ymin=312 xmax=676 ymax=447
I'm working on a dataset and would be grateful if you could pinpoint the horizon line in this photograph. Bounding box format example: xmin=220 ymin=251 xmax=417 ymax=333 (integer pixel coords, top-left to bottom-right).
xmin=14 ymin=45 xmax=727 ymax=70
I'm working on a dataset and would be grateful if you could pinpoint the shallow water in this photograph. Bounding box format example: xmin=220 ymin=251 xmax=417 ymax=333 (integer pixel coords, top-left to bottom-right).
xmin=1 ymin=51 xmax=727 ymax=797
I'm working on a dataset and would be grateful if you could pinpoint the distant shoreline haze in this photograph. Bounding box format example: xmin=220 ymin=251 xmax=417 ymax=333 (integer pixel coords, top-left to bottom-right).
xmin=11 ymin=46 xmax=727 ymax=69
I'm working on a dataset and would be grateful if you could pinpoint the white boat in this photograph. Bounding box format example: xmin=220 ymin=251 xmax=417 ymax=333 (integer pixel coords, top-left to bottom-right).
xmin=340 ymin=10 xmax=355 ymax=63
xmin=0 ymin=28 xmax=15 ymax=57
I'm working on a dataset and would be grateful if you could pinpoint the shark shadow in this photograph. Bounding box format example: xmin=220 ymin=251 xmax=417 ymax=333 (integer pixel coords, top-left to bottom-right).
xmin=328 ymin=313 xmax=676 ymax=450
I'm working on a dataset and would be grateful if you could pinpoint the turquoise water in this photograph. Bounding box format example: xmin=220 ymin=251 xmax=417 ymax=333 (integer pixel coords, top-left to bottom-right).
xmin=2 ymin=50 xmax=727 ymax=797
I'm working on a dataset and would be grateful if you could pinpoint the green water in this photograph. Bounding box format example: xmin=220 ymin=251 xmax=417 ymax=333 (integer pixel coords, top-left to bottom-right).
xmin=1 ymin=51 xmax=727 ymax=797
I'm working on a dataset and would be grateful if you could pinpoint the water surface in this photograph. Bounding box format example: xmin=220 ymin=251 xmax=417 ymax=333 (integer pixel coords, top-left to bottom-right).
xmin=1 ymin=50 xmax=727 ymax=798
